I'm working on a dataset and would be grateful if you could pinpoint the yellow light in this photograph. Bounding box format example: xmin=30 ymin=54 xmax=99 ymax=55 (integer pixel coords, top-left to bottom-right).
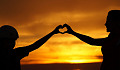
xmin=68 ymin=60 xmax=85 ymax=63
xmin=66 ymin=59 xmax=102 ymax=63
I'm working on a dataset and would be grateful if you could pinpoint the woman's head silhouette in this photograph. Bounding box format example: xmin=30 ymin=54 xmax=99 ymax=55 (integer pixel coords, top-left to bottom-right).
xmin=105 ymin=10 xmax=120 ymax=33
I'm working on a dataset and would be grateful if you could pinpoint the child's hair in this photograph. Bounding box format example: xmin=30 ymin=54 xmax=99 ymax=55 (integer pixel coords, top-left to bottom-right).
xmin=0 ymin=25 xmax=19 ymax=40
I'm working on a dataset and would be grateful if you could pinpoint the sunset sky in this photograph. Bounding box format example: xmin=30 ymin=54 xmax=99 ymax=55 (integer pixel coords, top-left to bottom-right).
xmin=0 ymin=0 xmax=120 ymax=64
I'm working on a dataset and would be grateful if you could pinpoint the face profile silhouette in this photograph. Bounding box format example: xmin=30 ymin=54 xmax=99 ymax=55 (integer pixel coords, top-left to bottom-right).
xmin=105 ymin=10 xmax=120 ymax=33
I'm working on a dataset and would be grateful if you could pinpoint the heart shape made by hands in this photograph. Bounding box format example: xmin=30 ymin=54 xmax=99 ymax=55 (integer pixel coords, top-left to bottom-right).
xmin=59 ymin=26 xmax=68 ymax=33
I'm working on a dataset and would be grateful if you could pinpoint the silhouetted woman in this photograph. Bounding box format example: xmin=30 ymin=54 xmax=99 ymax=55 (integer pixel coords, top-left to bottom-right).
xmin=0 ymin=25 xmax=63 ymax=70
xmin=63 ymin=10 xmax=120 ymax=70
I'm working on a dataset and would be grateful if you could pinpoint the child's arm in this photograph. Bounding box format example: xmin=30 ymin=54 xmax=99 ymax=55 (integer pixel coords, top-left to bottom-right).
xmin=63 ymin=24 xmax=106 ymax=46
xmin=24 ymin=25 xmax=63 ymax=52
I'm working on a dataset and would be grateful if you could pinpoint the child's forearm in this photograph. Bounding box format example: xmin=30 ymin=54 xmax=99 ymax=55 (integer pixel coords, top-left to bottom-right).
xmin=25 ymin=25 xmax=62 ymax=52
xmin=27 ymin=31 xmax=55 ymax=52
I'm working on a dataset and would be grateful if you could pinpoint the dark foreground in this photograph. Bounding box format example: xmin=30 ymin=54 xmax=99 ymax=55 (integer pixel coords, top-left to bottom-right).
xmin=21 ymin=62 xmax=101 ymax=70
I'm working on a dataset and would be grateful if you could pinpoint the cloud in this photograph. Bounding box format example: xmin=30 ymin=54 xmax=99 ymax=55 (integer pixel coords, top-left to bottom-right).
xmin=0 ymin=0 xmax=120 ymax=26
xmin=0 ymin=0 xmax=120 ymax=36
xmin=47 ymin=41 xmax=84 ymax=45
xmin=96 ymin=56 xmax=103 ymax=59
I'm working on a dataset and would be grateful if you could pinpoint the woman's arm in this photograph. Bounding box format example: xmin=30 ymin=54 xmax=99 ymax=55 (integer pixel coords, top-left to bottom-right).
xmin=63 ymin=24 xmax=105 ymax=46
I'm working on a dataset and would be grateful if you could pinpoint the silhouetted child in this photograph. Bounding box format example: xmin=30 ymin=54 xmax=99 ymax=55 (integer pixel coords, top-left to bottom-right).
xmin=63 ymin=10 xmax=120 ymax=70
xmin=0 ymin=25 xmax=63 ymax=70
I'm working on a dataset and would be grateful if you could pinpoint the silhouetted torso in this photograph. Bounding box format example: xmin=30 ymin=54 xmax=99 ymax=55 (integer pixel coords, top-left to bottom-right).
xmin=0 ymin=47 xmax=29 ymax=70
xmin=101 ymin=33 xmax=120 ymax=70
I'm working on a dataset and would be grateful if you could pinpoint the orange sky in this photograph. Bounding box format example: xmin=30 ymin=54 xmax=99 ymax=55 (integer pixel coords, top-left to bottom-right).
xmin=0 ymin=0 xmax=120 ymax=64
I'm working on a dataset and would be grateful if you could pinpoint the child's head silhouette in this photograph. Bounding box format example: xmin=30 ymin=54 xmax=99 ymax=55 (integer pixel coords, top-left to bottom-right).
xmin=0 ymin=25 xmax=19 ymax=50
xmin=105 ymin=10 xmax=120 ymax=33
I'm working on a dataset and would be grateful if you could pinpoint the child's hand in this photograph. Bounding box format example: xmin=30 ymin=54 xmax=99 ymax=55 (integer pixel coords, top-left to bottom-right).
xmin=52 ymin=25 xmax=63 ymax=34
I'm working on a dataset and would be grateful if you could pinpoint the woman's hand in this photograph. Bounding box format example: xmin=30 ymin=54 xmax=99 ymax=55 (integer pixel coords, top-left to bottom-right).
xmin=63 ymin=24 xmax=74 ymax=34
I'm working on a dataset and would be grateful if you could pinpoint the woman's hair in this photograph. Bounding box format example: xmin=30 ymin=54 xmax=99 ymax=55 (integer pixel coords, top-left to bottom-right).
xmin=107 ymin=10 xmax=120 ymax=23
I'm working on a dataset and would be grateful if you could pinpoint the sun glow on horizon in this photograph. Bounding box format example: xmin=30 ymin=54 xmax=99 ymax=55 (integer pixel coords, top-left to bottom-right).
xmin=21 ymin=36 xmax=103 ymax=65
xmin=67 ymin=59 xmax=103 ymax=63
xmin=21 ymin=58 xmax=103 ymax=64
